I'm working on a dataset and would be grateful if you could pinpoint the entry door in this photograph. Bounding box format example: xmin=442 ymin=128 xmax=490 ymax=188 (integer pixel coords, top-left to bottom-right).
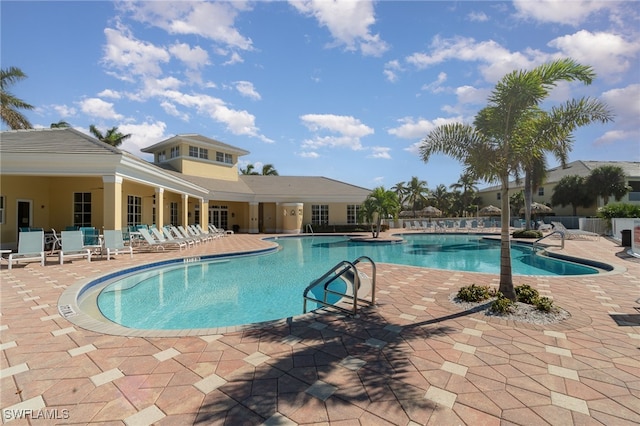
xmin=17 ymin=200 xmax=32 ymax=229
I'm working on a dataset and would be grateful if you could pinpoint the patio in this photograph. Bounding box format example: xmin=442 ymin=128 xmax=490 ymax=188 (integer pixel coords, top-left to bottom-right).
xmin=1 ymin=232 xmax=639 ymax=425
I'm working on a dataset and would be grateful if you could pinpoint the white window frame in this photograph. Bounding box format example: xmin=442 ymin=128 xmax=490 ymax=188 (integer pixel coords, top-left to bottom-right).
xmin=0 ymin=195 xmax=4 ymax=224
xmin=127 ymin=195 xmax=142 ymax=226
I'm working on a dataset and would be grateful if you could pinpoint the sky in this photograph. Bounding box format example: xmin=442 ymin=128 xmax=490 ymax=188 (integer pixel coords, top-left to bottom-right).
xmin=2 ymin=0 xmax=639 ymax=191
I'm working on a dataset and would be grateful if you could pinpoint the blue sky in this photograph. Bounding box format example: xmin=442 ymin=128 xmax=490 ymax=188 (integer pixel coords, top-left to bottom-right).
xmin=2 ymin=1 xmax=638 ymax=190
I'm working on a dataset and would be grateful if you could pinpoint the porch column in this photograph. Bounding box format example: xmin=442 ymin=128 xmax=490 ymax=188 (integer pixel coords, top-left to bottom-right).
xmin=199 ymin=198 xmax=208 ymax=229
xmin=181 ymin=194 xmax=189 ymax=226
xmin=249 ymin=202 xmax=259 ymax=234
xmin=102 ymin=175 xmax=122 ymax=230
xmin=155 ymin=187 xmax=164 ymax=228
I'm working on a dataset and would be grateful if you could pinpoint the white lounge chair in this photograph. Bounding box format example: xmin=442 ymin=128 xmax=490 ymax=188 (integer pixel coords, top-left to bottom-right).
xmin=209 ymin=224 xmax=233 ymax=236
xmin=551 ymin=222 xmax=599 ymax=241
xmin=151 ymin=228 xmax=187 ymax=250
xmin=196 ymin=224 xmax=219 ymax=240
xmin=103 ymin=230 xmax=134 ymax=260
xmin=170 ymin=226 xmax=200 ymax=246
xmin=8 ymin=230 xmax=46 ymax=270
xmin=189 ymin=225 xmax=214 ymax=242
xmin=162 ymin=226 xmax=195 ymax=248
xmin=138 ymin=228 xmax=169 ymax=251
xmin=59 ymin=230 xmax=92 ymax=264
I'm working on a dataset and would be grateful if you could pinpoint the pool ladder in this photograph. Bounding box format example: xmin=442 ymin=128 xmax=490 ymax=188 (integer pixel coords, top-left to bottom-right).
xmin=303 ymin=256 xmax=376 ymax=316
xmin=532 ymin=230 xmax=565 ymax=252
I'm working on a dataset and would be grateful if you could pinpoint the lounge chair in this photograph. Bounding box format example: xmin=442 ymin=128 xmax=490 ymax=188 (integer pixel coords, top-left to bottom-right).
xmin=551 ymin=222 xmax=599 ymax=241
xmin=196 ymin=224 xmax=219 ymax=240
xmin=170 ymin=226 xmax=200 ymax=246
xmin=137 ymin=228 xmax=169 ymax=251
xmin=80 ymin=227 xmax=102 ymax=255
xmin=59 ymin=230 xmax=92 ymax=264
xmin=44 ymin=228 xmax=62 ymax=254
xmin=537 ymin=221 xmax=552 ymax=232
xmin=179 ymin=225 xmax=207 ymax=243
xmin=103 ymin=230 xmax=134 ymax=260
xmin=150 ymin=228 xmax=187 ymax=250
xmin=209 ymin=224 xmax=233 ymax=236
xmin=8 ymin=230 xmax=46 ymax=270
xmin=162 ymin=226 xmax=195 ymax=248
xmin=190 ymin=225 xmax=214 ymax=242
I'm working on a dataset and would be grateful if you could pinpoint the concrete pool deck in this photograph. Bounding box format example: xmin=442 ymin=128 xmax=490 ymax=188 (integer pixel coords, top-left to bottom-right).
xmin=1 ymin=232 xmax=639 ymax=425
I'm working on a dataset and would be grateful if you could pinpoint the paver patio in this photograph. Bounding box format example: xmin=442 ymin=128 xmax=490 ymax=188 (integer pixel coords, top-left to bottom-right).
xmin=1 ymin=232 xmax=639 ymax=425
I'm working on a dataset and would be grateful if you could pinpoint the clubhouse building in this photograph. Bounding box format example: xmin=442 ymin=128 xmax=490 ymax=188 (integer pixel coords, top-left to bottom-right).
xmin=0 ymin=128 xmax=371 ymax=249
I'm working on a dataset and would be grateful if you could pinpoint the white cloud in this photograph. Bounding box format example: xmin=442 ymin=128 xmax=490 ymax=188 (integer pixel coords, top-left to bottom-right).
xmin=388 ymin=116 xmax=463 ymax=140
xmin=513 ymin=0 xmax=610 ymax=26
xmin=299 ymin=151 xmax=320 ymax=158
xmin=300 ymin=113 xmax=374 ymax=150
xmin=467 ymin=11 xmax=489 ymax=22
xmin=596 ymin=83 xmax=640 ymax=146
xmin=547 ymin=30 xmax=639 ymax=80
xmin=289 ymin=0 xmax=389 ymax=56
xmin=368 ymin=146 xmax=391 ymax=159
xmin=117 ymin=1 xmax=253 ymax=51
xmin=384 ymin=60 xmax=402 ymax=83
xmin=102 ymin=26 xmax=170 ymax=78
xmin=235 ymin=81 xmax=261 ymax=100
xmin=421 ymin=72 xmax=448 ymax=93
xmin=169 ymin=42 xmax=209 ymax=69
xmin=160 ymin=101 xmax=190 ymax=121
xmin=97 ymin=89 xmax=122 ymax=99
xmin=455 ymin=85 xmax=490 ymax=105
xmin=118 ymin=121 xmax=168 ymax=154
xmin=51 ymin=104 xmax=76 ymax=118
xmin=79 ymin=98 xmax=123 ymax=120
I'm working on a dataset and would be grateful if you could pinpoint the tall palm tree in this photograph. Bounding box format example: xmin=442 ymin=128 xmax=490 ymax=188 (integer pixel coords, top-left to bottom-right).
xmin=361 ymin=187 xmax=400 ymax=238
xmin=240 ymin=164 xmax=259 ymax=175
xmin=431 ymin=184 xmax=452 ymax=215
xmin=587 ymin=165 xmax=630 ymax=206
xmin=261 ymin=164 xmax=279 ymax=176
xmin=89 ymin=125 xmax=131 ymax=147
xmin=551 ymin=175 xmax=594 ymax=215
xmin=420 ymin=58 xmax=607 ymax=301
xmin=391 ymin=181 xmax=408 ymax=209
xmin=449 ymin=172 xmax=478 ymax=217
xmin=1 ymin=66 xmax=34 ymax=129
xmin=404 ymin=176 xmax=429 ymax=218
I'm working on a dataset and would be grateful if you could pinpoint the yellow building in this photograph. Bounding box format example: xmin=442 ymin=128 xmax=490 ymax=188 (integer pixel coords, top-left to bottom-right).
xmin=477 ymin=160 xmax=640 ymax=217
xmin=0 ymin=129 xmax=371 ymax=249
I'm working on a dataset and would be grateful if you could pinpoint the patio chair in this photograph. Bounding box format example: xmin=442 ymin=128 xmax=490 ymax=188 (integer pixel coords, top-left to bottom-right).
xmin=162 ymin=226 xmax=195 ymax=248
xmin=44 ymin=228 xmax=62 ymax=254
xmin=8 ymin=230 xmax=46 ymax=270
xmin=170 ymin=226 xmax=201 ymax=246
xmin=59 ymin=230 xmax=92 ymax=264
xmin=137 ymin=228 xmax=168 ymax=251
xmin=209 ymin=224 xmax=233 ymax=235
xmin=189 ymin=225 xmax=214 ymax=242
xmin=196 ymin=224 xmax=219 ymax=240
xmin=80 ymin=227 xmax=102 ymax=255
xmin=551 ymin=222 xmax=599 ymax=241
xmin=179 ymin=225 xmax=207 ymax=243
xmin=150 ymin=228 xmax=187 ymax=250
xmin=103 ymin=230 xmax=134 ymax=260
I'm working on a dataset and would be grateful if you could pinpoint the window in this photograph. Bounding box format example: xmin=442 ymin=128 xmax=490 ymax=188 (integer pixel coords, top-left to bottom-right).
xmin=127 ymin=195 xmax=142 ymax=226
xmin=538 ymin=187 xmax=545 ymax=196
xmin=496 ymin=193 xmax=501 ymax=200
xmin=194 ymin=205 xmax=200 ymax=224
xmin=0 ymin=196 xmax=4 ymax=224
xmin=170 ymin=146 xmax=180 ymax=158
xmin=170 ymin=202 xmax=178 ymax=226
xmin=73 ymin=192 xmax=92 ymax=227
xmin=216 ymin=151 xmax=233 ymax=164
xmin=311 ymin=205 xmax=329 ymax=226
xmin=157 ymin=150 xmax=166 ymax=162
xmin=189 ymin=146 xmax=208 ymax=159
xmin=347 ymin=204 xmax=360 ymax=224
xmin=628 ymin=180 xmax=640 ymax=201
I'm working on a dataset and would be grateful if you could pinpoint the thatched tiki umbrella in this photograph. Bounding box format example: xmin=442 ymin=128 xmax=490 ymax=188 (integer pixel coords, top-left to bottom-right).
xmin=421 ymin=206 xmax=442 ymax=217
xmin=520 ymin=202 xmax=552 ymax=215
xmin=479 ymin=205 xmax=501 ymax=216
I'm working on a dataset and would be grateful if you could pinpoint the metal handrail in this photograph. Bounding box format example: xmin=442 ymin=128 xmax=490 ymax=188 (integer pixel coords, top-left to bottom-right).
xmin=305 ymin=224 xmax=314 ymax=234
xmin=353 ymin=255 xmax=376 ymax=307
xmin=533 ymin=230 xmax=565 ymax=251
xmin=302 ymin=257 xmax=376 ymax=315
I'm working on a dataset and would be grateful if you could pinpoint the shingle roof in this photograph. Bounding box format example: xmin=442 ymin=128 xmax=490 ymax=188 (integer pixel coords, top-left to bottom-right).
xmin=0 ymin=128 xmax=120 ymax=155
xmin=239 ymin=175 xmax=371 ymax=197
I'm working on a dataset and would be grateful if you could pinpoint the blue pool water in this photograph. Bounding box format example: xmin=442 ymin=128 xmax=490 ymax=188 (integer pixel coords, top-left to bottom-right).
xmin=96 ymin=234 xmax=599 ymax=330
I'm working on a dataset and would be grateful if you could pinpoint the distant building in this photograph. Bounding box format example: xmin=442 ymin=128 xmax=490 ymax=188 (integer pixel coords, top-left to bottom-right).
xmin=0 ymin=129 xmax=371 ymax=249
xmin=478 ymin=160 xmax=640 ymax=216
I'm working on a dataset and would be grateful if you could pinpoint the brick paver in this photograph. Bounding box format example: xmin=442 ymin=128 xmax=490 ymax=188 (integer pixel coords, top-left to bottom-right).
xmin=1 ymin=232 xmax=639 ymax=425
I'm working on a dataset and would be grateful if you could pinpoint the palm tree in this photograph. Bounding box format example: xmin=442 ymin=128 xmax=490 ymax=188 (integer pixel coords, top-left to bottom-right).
xmin=551 ymin=175 xmax=594 ymax=215
xmin=89 ymin=125 xmax=131 ymax=147
xmin=1 ymin=66 xmax=34 ymax=129
xmin=240 ymin=164 xmax=259 ymax=175
xmin=586 ymin=165 xmax=630 ymax=206
xmin=449 ymin=172 xmax=478 ymax=217
xmin=431 ymin=184 xmax=452 ymax=215
xmin=420 ymin=58 xmax=606 ymax=301
xmin=391 ymin=181 xmax=408 ymax=209
xmin=404 ymin=176 xmax=429 ymax=218
xmin=50 ymin=120 xmax=71 ymax=128
xmin=361 ymin=187 xmax=400 ymax=238
xmin=261 ymin=164 xmax=279 ymax=176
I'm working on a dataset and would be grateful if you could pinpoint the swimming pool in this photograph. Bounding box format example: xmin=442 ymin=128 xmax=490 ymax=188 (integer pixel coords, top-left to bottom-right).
xmin=92 ymin=234 xmax=601 ymax=331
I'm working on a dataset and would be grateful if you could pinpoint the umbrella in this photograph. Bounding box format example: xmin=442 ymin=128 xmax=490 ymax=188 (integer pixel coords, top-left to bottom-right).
xmin=421 ymin=206 xmax=442 ymax=217
xmin=479 ymin=205 xmax=501 ymax=216
xmin=520 ymin=202 xmax=553 ymax=215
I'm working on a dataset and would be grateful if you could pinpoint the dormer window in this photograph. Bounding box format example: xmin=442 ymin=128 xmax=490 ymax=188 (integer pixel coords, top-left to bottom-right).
xmin=216 ymin=151 xmax=233 ymax=164
xmin=170 ymin=146 xmax=180 ymax=158
xmin=189 ymin=146 xmax=208 ymax=159
xmin=157 ymin=150 xmax=166 ymax=162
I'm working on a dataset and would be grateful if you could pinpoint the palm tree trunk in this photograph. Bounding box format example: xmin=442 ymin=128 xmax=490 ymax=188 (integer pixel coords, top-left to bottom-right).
xmin=499 ymin=179 xmax=516 ymax=301
xmin=523 ymin=173 xmax=533 ymax=231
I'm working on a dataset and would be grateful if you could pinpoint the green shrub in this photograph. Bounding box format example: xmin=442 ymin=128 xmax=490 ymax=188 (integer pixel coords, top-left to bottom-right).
xmin=512 ymin=229 xmax=543 ymax=239
xmin=490 ymin=295 xmax=515 ymax=314
xmin=515 ymin=284 xmax=540 ymax=304
xmin=456 ymin=284 xmax=495 ymax=302
xmin=596 ymin=203 xmax=640 ymax=221
xmin=535 ymin=296 xmax=556 ymax=312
